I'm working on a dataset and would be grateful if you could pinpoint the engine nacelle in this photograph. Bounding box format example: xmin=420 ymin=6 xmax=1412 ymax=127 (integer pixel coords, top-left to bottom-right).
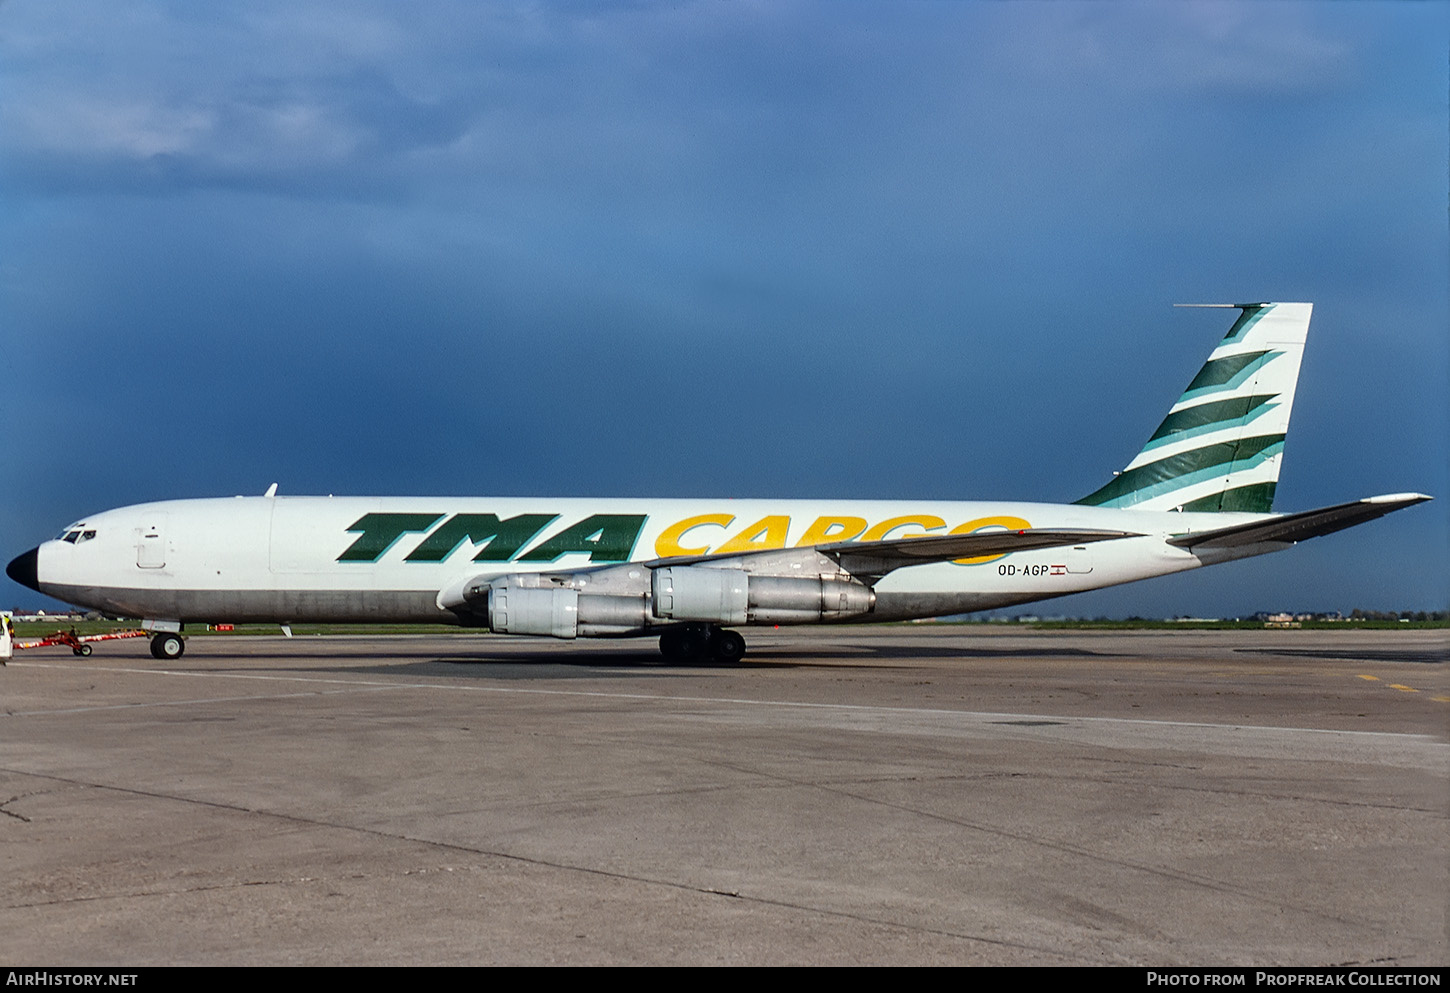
xmin=447 ymin=561 xmax=875 ymax=640
xmin=488 ymin=586 xmax=577 ymax=638
xmin=653 ymin=566 xmax=874 ymax=624
xmin=487 ymin=584 xmax=649 ymax=639
xmin=652 ymin=566 xmax=748 ymax=624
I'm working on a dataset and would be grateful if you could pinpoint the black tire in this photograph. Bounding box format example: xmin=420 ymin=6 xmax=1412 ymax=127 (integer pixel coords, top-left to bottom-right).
xmin=150 ymin=633 xmax=184 ymax=660
xmin=710 ymin=629 xmax=746 ymax=664
xmin=659 ymin=626 xmax=709 ymax=664
xmin=678 ymin=626 xmax=711 ymax=661
xmin=74 ymin=644 xmax=93 ymax=657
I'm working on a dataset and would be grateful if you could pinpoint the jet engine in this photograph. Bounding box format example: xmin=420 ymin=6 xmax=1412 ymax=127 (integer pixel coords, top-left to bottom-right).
xmin=488 ymin=585 xmax=649 ymax=639
xmin=440 ymin=561 xmax=875 ymax=640
xmin=652 ymin=566 xmax=874 ymax=625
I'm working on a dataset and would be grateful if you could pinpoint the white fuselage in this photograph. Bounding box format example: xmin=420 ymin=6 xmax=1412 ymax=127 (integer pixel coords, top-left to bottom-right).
xmin=30 ymin=495 xmax=1269 ymax=627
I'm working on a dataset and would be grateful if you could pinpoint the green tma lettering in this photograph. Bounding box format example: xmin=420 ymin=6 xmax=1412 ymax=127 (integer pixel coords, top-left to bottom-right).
xmin=339 ymin=513 xmax=444 ymax=562
xmin=404 ymin=514 xmax=559 ymax=562
xmin=518 ymin=514 xmax=647 ymax=563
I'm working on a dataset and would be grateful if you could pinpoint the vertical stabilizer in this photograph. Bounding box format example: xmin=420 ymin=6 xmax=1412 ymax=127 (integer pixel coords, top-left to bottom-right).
xmin=1075 ymin=302 xmax=1312 ymax=513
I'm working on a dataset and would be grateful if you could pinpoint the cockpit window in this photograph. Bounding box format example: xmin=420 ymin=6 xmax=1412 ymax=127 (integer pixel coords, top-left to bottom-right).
xmin=57 ymin=528 xmax=97 ymax=544
xmin=61 ymin=530 xmax=80 ymax=543
xmin=80 ymin=530 xmax=97 ymax=542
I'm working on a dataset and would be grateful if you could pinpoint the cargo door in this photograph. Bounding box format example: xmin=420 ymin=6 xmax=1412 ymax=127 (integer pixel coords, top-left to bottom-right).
xmin=136 ymin=514 xmax=168 ymax=569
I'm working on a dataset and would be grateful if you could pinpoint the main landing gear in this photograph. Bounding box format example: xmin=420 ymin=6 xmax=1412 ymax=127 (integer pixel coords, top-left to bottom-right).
xmin=658 ymin=624 xmax=747 ymax=664
xmin=149 ymin=632 xmax=185 ymax=660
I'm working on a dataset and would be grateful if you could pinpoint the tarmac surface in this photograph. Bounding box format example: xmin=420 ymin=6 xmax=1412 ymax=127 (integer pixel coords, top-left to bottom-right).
xmin=1 ymin=626 xmax=1446 ymax=966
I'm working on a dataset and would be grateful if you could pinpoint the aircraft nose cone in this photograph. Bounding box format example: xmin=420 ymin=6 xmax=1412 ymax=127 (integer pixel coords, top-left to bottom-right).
xmin=6 ymin=547 xmax=40 ymax=592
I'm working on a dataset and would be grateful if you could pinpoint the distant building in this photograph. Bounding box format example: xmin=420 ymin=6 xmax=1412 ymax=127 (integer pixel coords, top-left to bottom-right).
xmin=9 ymin=610 xmax=86 ymax=623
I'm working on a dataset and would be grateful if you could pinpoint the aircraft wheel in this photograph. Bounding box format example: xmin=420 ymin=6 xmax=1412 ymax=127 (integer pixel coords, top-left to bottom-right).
xmin=710 ymin=629 xmax=746 ymax=664
xmin=659 ymin=630 xmax=684 ymax=661
xmin=150 ymin=633 xmax=185 ymax=660
xmin=659 ymin=626 xmax=709 ymax=664
xmin=74 ymin=644 xmax=93 ymax=657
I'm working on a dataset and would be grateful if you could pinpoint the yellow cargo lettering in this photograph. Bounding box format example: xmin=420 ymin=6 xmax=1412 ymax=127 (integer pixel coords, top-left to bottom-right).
xmin=714 ymin=516 xmax=791 ymax=555
xmin=950 ymin=515 xmax=1033 ymax=565
xmin=655 ymin=514 xmax=735 ymax=558
xmin=860 ymin=515 xmax=947 ymax=542
xmin=795 ymin=516 xmax=867 ymax=547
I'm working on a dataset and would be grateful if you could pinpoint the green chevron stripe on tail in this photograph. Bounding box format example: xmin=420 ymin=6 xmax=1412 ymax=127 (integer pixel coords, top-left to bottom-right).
xmin=1220 ymin=303 xmax=1272 ymax=343
xmin=1143 ymin=394 xmax=1279 ymax=451
xmin=1076 ymin=302 xmax=1312 ymax=512
xmin=1178 ymin=482 xmax=1279 ymax=513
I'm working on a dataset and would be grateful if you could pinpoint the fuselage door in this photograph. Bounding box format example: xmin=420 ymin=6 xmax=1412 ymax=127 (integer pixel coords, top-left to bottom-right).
xmin=136 ymin=515 xmax=168 ymax=569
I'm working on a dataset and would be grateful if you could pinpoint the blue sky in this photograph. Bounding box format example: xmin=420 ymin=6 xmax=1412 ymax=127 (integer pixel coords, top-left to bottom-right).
xmin=3 ymin=1 xmax=1446 ymax=618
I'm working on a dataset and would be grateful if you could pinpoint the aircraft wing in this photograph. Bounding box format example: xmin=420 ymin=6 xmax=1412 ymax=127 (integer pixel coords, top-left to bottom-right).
xmin=1167 ymin=493 xmax=1432 ymax=550
xmin=641 ymin=527 xmax=1141 ymax=584
xmin=817 ymin=528 xmax=1141 ymax=582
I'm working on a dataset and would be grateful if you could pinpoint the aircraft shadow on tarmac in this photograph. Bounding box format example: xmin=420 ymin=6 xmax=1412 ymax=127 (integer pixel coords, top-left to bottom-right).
xmin=229 ymin=656 xmax=830 ymax=680
xmin=399 ymin=641 xmax=1120 ymax=678
xmin=438 ymin=642 xmax=1116 ymax=664
xmin=181 ymin=639 xmax=1122 ymax=680
xmin=1234 ymin=647 xmax=1447 ymax=665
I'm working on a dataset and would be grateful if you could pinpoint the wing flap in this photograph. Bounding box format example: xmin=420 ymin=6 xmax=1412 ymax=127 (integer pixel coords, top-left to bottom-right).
xmin=640 ymin=527 xmax=1142 ymax=583
xmin=1167 ymin=493 xmax=1431 ymax=550
xmin=821 ymin=527 xmax=1142 ymax=579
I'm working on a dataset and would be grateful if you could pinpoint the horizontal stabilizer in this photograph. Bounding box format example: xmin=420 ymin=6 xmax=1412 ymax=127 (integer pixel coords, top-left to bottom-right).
xmin=1167 ymin=493 xmax=1432 ymax=550
xmin=822 ymin=527 xmax=1142 ymax=579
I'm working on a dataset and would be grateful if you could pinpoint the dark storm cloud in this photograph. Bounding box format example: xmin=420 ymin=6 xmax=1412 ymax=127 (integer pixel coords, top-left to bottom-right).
xmin=1 ymin=1 xmax=1444 ymax=617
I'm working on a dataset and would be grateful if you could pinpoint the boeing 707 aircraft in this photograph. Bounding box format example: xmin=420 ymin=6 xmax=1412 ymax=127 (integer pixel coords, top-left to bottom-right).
xmin=6 ymin=302 xmax=1430 ymax=662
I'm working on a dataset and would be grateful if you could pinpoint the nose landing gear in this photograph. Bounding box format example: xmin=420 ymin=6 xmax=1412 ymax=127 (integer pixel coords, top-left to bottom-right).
xmin=658 ymin=624 xmax=747 ymax=664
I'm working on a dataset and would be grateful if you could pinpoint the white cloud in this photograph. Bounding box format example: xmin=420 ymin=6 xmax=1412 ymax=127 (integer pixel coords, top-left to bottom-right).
xmin=5 ymin=94 xmax=214 ymax=159
xmin=993 ymin=1 xmax=1354 ymax=97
